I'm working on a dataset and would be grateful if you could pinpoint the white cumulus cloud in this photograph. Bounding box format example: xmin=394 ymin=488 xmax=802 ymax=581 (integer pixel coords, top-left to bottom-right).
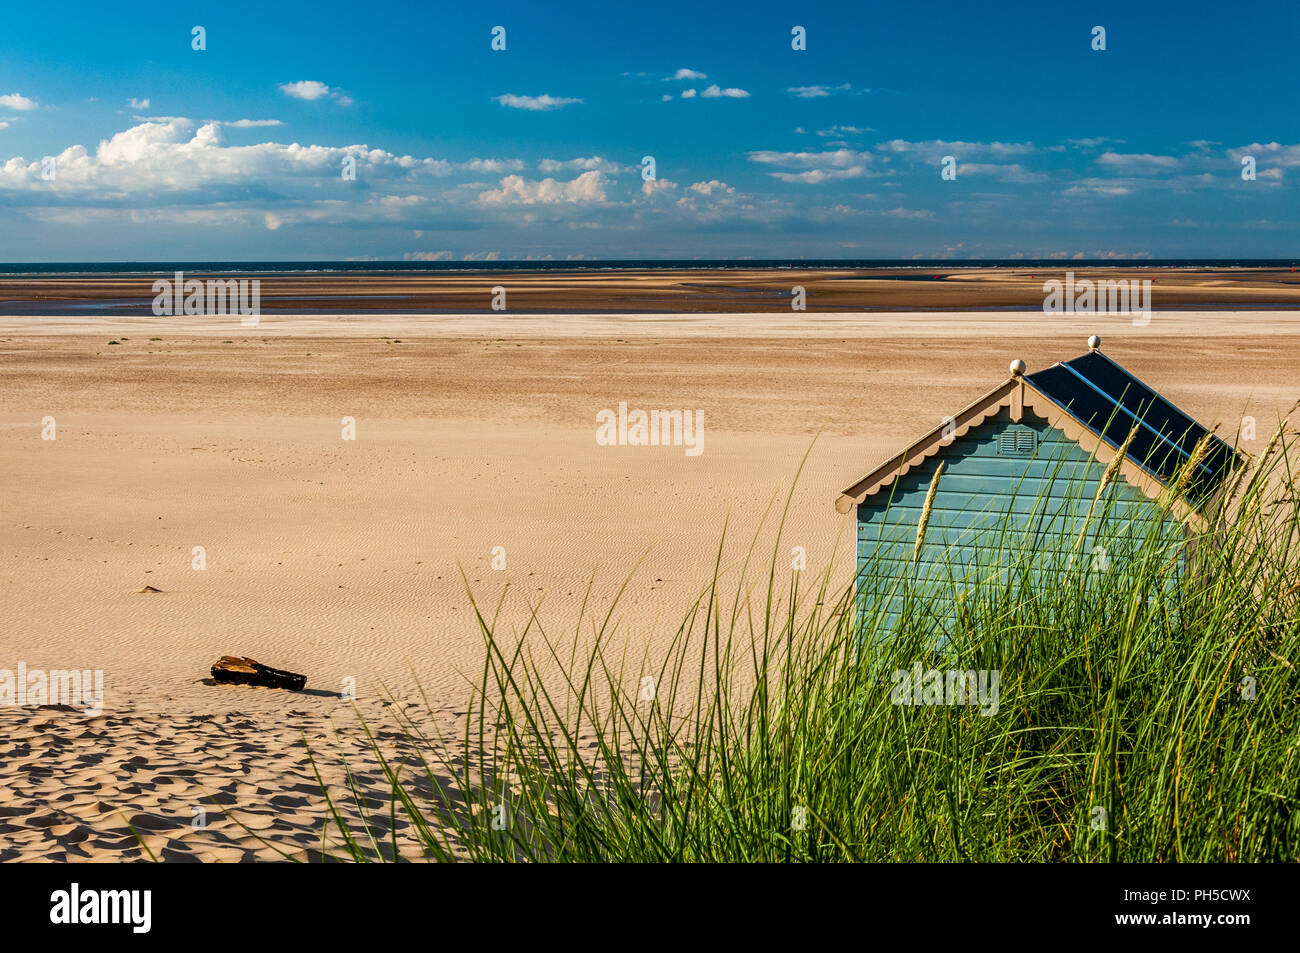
xmin=701 ymin=84 xmax=749 ymax=98
xmin=477 ymin=170 xmax=606 ymax=205
xmin=279 ymin=80 xmax=332 ymax=100
xmin=0 ymin=118 xmax=475 ymax=194
xmin=688 ymin=180 xmax=734 ymax=196
xmin=279 ymin=81 xmax=351 ymax=106
xmin=0 ymin=93 xmax=38 ymax=111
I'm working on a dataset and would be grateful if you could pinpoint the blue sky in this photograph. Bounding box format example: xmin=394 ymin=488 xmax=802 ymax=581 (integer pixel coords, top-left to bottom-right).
xmin=0 ymin=0 xmax=1295 ymax=260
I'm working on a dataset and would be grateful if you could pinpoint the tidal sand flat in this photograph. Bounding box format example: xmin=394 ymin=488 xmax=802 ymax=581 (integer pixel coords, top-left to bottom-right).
xmin=3 ymin=265 xmax=1300 ymax=315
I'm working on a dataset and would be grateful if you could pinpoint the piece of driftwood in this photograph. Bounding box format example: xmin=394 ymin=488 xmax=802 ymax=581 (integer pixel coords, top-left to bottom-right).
xmin=210 ymin=656 xmax=306 ymax=691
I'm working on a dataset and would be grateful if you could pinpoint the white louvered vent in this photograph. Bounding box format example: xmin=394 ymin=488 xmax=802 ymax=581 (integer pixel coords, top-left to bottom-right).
xmin=998 ymin=426 xmax=1037 ymax=457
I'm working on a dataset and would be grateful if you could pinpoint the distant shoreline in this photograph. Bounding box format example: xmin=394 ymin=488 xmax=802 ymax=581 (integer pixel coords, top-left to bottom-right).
xmin=0 ymin=259 xmax=1298 ymax=276
xmin=3 ymin=266 xmax=1300 ymax=314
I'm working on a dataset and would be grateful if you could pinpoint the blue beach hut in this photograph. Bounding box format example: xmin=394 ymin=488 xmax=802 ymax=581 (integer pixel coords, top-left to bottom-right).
xmin=835 ymin=336 xmax=1243 ymax=631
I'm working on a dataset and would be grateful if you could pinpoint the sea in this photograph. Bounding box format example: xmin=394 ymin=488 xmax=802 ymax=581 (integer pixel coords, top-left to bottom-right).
xmin=0 ymin=258 xmax=1296 ymax=275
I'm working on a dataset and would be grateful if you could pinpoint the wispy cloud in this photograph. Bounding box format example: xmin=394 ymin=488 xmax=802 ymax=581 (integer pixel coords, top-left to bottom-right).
xmin=748 ymin=148 xmax=874 ymax=182
xmin=787 ymin=83 xmax=855 ymax=98
xmin=876 ymin=139 xmax=1036 ymax=159
xmin=769 ymin=168 xmax=866 ymax=183
xmin=538 ymin=156 xmax=630 ymax=174
xmin=1095 ymin=152 xmax=1181 ymax=174
xmin=956 ymin=162 xmax=1047 ymax=183
xmin=1066 ymin=137 xmax=1123 ymax=149
xmin=879 ymin=207 xmax=934 ymax=220
xmin=494 ymin=93 xmax=582 ymax=111
xmin=668 ymin=68 xmax=707 ymax=80
xmin=816 ymin=125 xmax=869 ymax=138
xmin=1063 ymin=180 xmax=1134 ymax=197
xmin=127 ymin=97 xmax=150 ymax=110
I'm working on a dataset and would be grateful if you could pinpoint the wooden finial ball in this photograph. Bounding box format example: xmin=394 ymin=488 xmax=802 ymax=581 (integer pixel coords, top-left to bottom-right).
xmin=1088 ymin=335 xmax=1101 ymax=350
xmin=1010 ymin=359 xmax=1027 ymax=377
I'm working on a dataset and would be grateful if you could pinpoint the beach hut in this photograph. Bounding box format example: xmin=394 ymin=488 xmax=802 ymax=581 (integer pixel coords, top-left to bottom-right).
xmin=835 ymin=336 xmax=1243 ymax=631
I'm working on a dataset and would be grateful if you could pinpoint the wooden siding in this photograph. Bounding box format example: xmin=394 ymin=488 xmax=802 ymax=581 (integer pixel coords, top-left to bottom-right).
xmin=855 ymin=409 xmax=1184 ymax=633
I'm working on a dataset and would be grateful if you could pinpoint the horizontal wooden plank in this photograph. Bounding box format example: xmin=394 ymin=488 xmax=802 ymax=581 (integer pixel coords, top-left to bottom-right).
xmin=856 ymin=542 xmax=1187 ymax=571
xmin=861 ymin=457 xmax=1106 ymax=489
xmin=928 ymin=430 xmax=1083 ymax=460
xmin=855 ymin=555 xmax=1156 ymax=582
xmin=859 ymin=491 xmax=1168 ymax=523
xmin=853 ymin=571 xmax=1183 ymax=623
xmin=870 ymin=469 xmax=1131 ymax=499
xmin=857 ymin=537 xmax=1181 ymax=557
xmin=858 ymin=511 xmax=1175 ymax=539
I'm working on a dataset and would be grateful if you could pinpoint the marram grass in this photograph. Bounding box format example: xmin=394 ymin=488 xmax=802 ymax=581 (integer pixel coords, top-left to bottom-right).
xmin=318 ymin=425 xmax=1300 ymax=862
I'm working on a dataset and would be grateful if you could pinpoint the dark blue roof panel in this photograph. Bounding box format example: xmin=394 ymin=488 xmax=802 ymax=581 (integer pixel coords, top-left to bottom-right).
xmin=1025 ymin=350 xmax=1240 ymax=502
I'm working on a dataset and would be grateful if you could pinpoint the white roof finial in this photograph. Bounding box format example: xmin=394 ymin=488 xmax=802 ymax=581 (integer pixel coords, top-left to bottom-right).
xmin=1088 ymin=335 xmax=1101 ymax=351
xmin=1010 ymin=359 xmax=1027 ymax=377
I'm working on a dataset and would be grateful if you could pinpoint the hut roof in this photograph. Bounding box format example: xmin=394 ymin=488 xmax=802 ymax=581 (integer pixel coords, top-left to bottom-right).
xmin=835 ymin=338 xmax=1245 ymax=530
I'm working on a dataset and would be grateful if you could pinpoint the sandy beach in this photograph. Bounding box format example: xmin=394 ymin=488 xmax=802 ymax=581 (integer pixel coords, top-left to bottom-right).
xmin=3 ymin=306 xmax=1299 ymax=860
